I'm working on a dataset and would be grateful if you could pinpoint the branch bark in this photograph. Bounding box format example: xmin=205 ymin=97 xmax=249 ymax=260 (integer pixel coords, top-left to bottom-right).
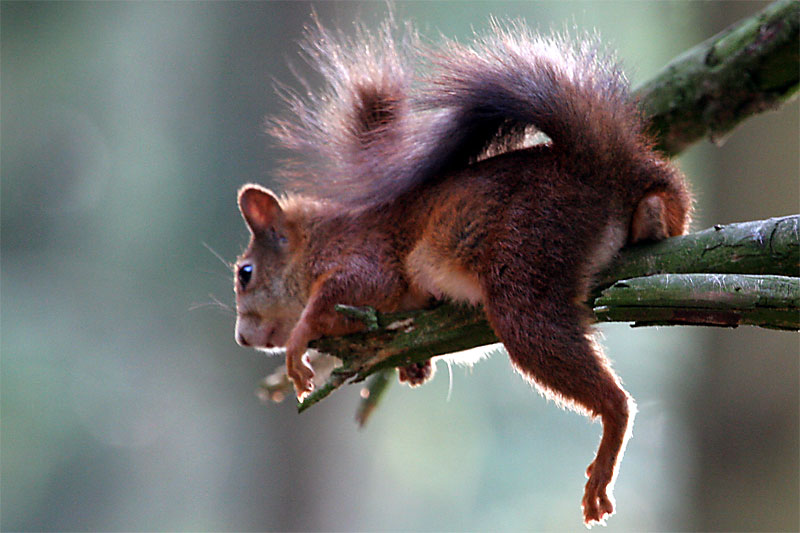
xmin=594 ymin=274 xmax=799 ymax=330
xmin=591 ymin=214 xmax=800 ymax=297
xmin=634 ymin=0 xmax=799 ymax=155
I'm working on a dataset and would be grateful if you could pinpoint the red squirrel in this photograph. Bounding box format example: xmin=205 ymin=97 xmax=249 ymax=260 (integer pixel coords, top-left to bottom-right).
xmin=234 ymin=19 xmax=691 ymax=526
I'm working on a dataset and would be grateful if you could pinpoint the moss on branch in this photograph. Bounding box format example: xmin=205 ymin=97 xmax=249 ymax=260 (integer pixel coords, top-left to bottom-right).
xmin=634 ymin=0 xmax=799 ymax=155
xmin=594 ymin=274 xmax=800 ymax=330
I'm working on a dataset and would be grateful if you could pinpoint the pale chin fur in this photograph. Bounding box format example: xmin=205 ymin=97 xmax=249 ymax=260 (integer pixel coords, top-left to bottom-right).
xmin=255 ymin=346 xmax=287 ymax=357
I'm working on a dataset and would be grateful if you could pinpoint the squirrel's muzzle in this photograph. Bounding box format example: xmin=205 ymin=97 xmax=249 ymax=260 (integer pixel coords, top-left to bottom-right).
xmin=235 ymin=332 xmax=251 ymax=347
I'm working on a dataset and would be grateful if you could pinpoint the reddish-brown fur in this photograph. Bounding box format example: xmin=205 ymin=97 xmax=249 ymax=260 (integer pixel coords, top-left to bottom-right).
xmin=234 ymin=19 xmax=691 ymax=526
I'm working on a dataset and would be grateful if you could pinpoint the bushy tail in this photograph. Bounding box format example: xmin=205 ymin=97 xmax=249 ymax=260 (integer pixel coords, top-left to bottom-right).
xmin=416 ymin=21 xmax=647 ymax=181
xmin=268 ymin=14 xmax=417 ymax=203
xmin=271 ymin=18 xmax=650 ymax=208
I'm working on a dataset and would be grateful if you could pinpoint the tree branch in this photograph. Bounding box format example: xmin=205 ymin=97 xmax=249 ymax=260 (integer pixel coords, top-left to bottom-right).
xmin=634 ymin=0 xmax=799 ymax=155
xmin=591 ymin=214 xmax=799 ymax=298
xmin=594 ymin=274 xmax=799 ymax=330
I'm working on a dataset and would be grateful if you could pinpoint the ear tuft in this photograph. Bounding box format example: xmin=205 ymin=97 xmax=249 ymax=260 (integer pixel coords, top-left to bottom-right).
xmin=238 ymin=184 xmax=282 ymax=235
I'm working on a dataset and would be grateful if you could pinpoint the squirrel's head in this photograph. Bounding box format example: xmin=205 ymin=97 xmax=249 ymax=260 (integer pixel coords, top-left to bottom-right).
xmin=234 ymin=184 xmax=304 ymax=350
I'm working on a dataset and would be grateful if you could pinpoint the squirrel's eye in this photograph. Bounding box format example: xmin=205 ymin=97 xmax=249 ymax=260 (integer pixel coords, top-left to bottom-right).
xmin=238 ymin=264 xmax=253 ymax=289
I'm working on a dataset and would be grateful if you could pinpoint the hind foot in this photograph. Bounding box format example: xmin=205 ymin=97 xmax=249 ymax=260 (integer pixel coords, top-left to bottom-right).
xmin=398 ymin=360 xmax=434 ymax=386
xmin=582 ymin=458 xmax=615 ymax=526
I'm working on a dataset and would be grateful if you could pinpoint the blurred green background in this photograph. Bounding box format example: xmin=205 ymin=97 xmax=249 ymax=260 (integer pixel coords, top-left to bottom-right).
xmin=2 ymin=1 xmax=797 ymax=531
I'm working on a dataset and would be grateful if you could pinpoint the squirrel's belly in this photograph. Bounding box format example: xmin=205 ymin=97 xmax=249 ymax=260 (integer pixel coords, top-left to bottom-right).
xmin=404 ymin=241 xmax=484 ymax=306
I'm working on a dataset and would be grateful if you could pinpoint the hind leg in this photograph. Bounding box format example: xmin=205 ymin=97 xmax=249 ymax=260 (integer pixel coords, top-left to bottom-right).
xmin=483 ymin=286 xmax=635 ymax=525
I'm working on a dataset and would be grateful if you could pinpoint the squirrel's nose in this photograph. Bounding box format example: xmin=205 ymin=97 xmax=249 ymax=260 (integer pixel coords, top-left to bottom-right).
xmin=236 ymin=332 xmax=250 ymax=347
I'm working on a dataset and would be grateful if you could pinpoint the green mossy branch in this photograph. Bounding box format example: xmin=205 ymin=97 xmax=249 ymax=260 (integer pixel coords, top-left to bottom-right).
xmin=591 ymin=215 xmax=800 ymax=298
xmin=634 ymin=0 xmax=799 ymax=155
xmin=594 ymin=274 xmax=800 ymax=330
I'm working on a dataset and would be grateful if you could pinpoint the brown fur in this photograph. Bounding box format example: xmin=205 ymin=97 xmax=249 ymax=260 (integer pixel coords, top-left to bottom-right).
xmin=234 ymin=19 xmax=691 ymax=527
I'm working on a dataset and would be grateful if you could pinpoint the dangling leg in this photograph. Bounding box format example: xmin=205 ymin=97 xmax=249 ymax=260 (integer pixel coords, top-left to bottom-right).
xmin=483 ymin=285 xmax=635 ymax=525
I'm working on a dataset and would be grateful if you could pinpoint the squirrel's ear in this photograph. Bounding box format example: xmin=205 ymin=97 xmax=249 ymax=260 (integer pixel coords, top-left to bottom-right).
xmin=238 ymin=185 xmax=283 ymax=236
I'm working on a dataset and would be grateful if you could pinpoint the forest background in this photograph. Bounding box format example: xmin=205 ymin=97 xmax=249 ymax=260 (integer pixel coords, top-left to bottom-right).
xmin=2 ymin=2 xmax=797 ymax=531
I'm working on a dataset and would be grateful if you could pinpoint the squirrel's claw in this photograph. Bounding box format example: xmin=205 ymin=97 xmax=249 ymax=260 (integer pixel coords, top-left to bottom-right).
xmin=295 ymin=381 xmax=314 ymax=402
xmin=287 ymin=356 xmax=315 ymax=401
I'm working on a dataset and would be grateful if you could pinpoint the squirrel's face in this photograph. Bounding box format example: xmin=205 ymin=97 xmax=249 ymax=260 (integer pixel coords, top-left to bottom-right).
xmin=234 ymin=185 xmax=304 ymax=349
xmin=234 ymin=250 xmax=303 ymax=349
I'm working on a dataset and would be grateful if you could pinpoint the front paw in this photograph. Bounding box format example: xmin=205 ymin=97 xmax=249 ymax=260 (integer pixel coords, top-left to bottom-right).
xmin=287 ymin=356 xmax=315 ymax=401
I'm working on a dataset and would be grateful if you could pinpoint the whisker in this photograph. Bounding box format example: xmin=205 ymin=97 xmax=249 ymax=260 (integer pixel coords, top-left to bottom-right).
xmin=209 ymin=293 xmax=233 ymax=310
xmin=202 ymin=241 xmax=235 ymax=271
xmin=189 ymin=304 xmax=234 ymax=316
xmin=189 ymin=293 xmax=235 ymax=315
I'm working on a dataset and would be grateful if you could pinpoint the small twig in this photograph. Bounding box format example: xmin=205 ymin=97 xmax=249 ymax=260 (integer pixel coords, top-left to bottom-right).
xmin=355 ymin=369 xmax=395 ymax=427
xmin=334 ymin=304 xmax=380 ymax=331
